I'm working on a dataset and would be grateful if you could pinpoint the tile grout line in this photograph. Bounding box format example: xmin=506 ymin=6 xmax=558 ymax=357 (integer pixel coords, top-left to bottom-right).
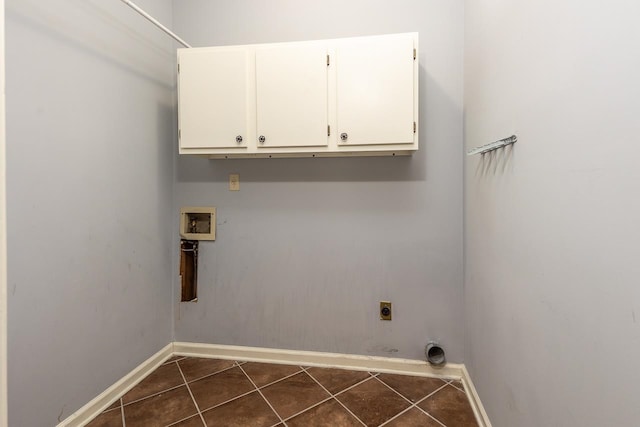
xmin=272 ymin=367 xmax=378 ymax=424
xmin=373 ymin=375 xmax=450 ymax=427
xmin=377 ymin=404 xmax=417 ymax=427
xmin=176 ymin=360 xmax=207 ymax=427
xmin=424 ymin=410 xmax=448 ymax=427
xmin=332 ymin=372 xmax=381 ymax=398
xmin=302 ymin=367 xmax=380 ymax=399
xmin=414 ymin=382 xmax=451 ymax=405
xmin=165 ymin=414 xmax=204 ymax=427
xmin=237 ymin=362 xmax=287 ymax=427
xmin=303 ymin=369 xmax=368 ymax=424
xmin=102 ymin=402 xmax=122 ymax=414
xmin=254 ymin=366 xmax=306 ymax=390
xmin=373 ymin=374 xmax=427 ymax=406
xmin=411 ymin=383 xmax=453 ymax=427
xmin=162 ymin=356 xmax=187 ymax=366
xmin=196 ymin=387 xmax=258 ymax=414
xmin=122 ymin=381 xmax=185 ymax=407
xmin=369 ymin=375 xmax=419 ymax=425
xmin=194 ymin=361 xmax=300 ymax=414
xmin=281 ymin=396 xmax=335 ymax=423
xmin=375 ymin=374 xmax=452 ymax=407
xmin=448 ymin=380 xmax=466 ymax=394
xmin=313 ymin=369 xmax=379 ymax=399
xmin=378 ymin=401 xmax=446 ymax=427
xmin=120 ymin=398 xmax=126 ymax=427
xmin=184 ymin=361 xmax=241 ymax=385
xmin=168 ymin=361 xmax=329 ymax=420
xmin=182 ymin=359 xmax=305 ymax=389
xmin=302 ymin=369 xmax=367 ymax=426
xmin=120 ymin=360 xmax=187 ymax=408
xmin=428 ymin=382 xmax=479 ymax=427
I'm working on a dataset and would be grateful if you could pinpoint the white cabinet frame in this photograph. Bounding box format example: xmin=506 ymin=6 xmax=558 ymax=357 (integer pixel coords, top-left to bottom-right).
xmin=177 ymin=33 xmax=419 ymax=159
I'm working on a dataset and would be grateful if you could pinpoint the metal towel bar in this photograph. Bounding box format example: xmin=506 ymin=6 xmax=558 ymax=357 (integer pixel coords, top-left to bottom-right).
xmin=467 ymin=135 xmax=517 ymax=156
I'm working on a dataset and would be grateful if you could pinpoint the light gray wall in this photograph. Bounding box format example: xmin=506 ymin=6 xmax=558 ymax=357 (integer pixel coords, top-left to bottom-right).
xmin=172 ymin=0 xmax=464 ymax=362
xmin=6 ymin=0 xmax=175 ymax=424
xmin=464 ymin=1 xmax=640 ymax=426
xmin=0 ymin=0 xmax=7 ymax=424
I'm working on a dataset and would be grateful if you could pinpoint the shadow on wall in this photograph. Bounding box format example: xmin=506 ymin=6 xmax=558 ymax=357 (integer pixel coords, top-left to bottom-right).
xmin=6 ymin=0 xmax=174 ymax=88
xmin=176 ymin=66 xmax=457 ymax=183
xmin=474 ymin=144 xmax=515 ymax=177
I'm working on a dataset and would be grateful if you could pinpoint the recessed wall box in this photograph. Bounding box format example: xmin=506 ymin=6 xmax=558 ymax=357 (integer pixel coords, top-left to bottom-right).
xmin=380 ymin=301 xmax=392 ymax=320
xmin=180 ymin=207 xmax=216 ymax=240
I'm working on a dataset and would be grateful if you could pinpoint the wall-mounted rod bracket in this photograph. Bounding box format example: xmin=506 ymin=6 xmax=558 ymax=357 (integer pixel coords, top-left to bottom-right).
xmin=467 ymin=134 xmax=517 ymax=156
xmin=119 ymin=0 xmax=192 ymax=48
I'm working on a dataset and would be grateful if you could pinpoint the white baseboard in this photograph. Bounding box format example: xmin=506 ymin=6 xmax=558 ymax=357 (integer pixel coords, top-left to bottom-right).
xmin=173 ymin=341 xmax=463 ymax=380
xmin=461 ymin=364 xmax=492 ymax=427
xmin=57 ymin=343 xmax=173 ymax=427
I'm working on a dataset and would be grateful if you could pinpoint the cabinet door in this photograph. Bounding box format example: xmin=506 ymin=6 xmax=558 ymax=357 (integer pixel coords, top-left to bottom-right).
xmin=178 ymin=48 xmax=249 ymax=149
xmin=256 ymin=44 xmax=328 ymax=148
xmin=336 ymin=34 xmax=415 ymax=145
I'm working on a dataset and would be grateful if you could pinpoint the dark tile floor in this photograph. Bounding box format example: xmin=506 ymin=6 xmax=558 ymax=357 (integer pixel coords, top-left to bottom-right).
xmin=87 ymin=356 xmax=479 ymax=427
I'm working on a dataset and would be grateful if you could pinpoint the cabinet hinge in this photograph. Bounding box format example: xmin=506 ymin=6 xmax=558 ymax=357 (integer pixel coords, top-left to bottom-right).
xmin=328 ymin=125 xmax=331 ymax=136
xmin=413 ymin=48 xmax=416 ymax=60
xmin=178 ymin=63 xmax=180 ymax=73
xmin=413 ymin=122 xmax=416 ymax=133
xmin=327 ymin=54 xmax=330 ymax=66
xmin=178 ymin=129 xmax=181 ymax=139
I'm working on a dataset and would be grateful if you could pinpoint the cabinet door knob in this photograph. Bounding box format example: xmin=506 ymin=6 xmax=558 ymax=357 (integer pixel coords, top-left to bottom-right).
xmin=236 ymin=135 xmax=243 ymax=143
xmin=340 ymin=132 xmax=348 ymax=142
xmin=259 ymin=135 xmax=266 ymax=144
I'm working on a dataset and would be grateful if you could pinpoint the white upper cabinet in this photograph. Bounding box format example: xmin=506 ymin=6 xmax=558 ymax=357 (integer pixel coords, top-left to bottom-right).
xmin=336 ymin=33 xmax=415 ymax=146
xmin=177 ymin=33 xmax=418 ymax=158
xmin=256 ymin=43 xmax=329 ymax=148
xmin=178 ymin=48 xmax=250 ymax=149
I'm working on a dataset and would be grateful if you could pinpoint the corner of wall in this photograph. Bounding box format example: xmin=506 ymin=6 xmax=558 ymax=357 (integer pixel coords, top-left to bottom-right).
xmin=0 ymin=0 xmax=8 ymax=424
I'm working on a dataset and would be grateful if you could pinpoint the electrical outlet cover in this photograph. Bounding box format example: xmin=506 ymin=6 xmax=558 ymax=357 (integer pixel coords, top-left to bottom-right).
xmin=380 ymin=301 xmax=392 ymax=320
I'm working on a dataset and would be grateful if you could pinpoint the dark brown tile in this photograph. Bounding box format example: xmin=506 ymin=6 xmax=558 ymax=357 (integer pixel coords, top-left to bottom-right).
xmin=189 ymin=366 xmax=255 ymax=411
xmin=169 ymin=415 xmax=205 ymax=426
xmin=123 ymin=363 xmax=185 ymax=403
xmin=178 ymin=357 xmax=236 ymax=382
xmin=287 ymin=399 xmax=361 ymax=427
xmin=86 ymin=407 xmax=123 ymax=426
xmin=378 ymin=373 xmax=447 ymax=402
xmin=337 ymin=378 xmax=410 ymax=426
xmin=104 ymin=399 xmax=121 ymax=412
xmin=418 ymin=385 xmax=479 ymax=427
xmin=450 ymin=379 xmax=465 ymax=392
xmin=306 ymin=367 xmax=370 ymax=394
xmin=241 ymin=362 xmax=302 ymax=387
xmin=201 ymin=391 xmax=280 ymax=427
xmin=261 ymin=372 xmax=330 ymax=419
xmin=385 ymin=408 xmax=442 ymax=427
xmin=124 ymin=386 xmax=197 ymax=427
xmin=163 ymin=355 xmax=187 ymax=365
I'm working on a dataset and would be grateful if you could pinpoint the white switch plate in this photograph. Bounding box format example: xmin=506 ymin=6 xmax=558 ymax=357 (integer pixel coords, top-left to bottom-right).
xmin=229 ymin=174 xmax=240 ymax=191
